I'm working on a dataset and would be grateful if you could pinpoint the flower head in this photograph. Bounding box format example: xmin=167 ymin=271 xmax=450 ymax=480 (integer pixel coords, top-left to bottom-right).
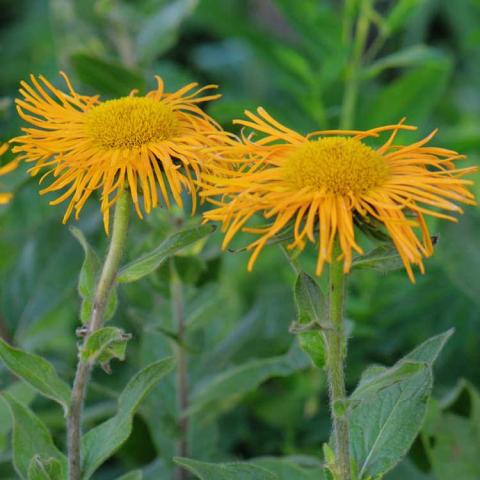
xmin=0 ymin=143 xmax=19 ymax=204
xmin=202 ymin=108 xmax=477 ymax=281
xmin=12 ymin=73 xmax=228 ymax=231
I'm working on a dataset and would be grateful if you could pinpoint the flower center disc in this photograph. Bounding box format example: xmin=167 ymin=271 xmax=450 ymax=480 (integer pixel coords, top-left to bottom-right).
xmin=284 ymin=137 xmax=389 ymax=195
xmin=86 ymin=97 xmax=180 ymax=150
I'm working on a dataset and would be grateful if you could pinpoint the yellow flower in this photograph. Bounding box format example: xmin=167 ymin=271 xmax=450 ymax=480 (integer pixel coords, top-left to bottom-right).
xmin=12 ymin=73 xmax=228 ymax=232
xmin=201 ymin=108 xmax=477 ymax=281
xmin=0 ymin=143 xmax=19 ymax=204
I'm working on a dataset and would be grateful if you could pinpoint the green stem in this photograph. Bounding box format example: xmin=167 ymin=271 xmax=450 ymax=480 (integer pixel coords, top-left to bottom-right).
xmin=326 ymin=242 xmax=351 ymax=480
xmin=340 ymin=0 xmax=370 ymax=130
xmin=67 ymin=191 xmax=130 ymax=480
xmin=171 ymin=260 xmax=189 ymax=480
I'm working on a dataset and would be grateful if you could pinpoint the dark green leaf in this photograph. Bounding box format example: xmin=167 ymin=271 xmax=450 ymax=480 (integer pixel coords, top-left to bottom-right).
xmin=352 ymin=243 xmax=403 ymax=274
xmin=115 ymin=471 xmax=143 ymax=480
xmin=384 ymin=0 xmax=426 ymax=34
xmin=251 ymin=457 xmax=325 ymax=479
xmin=117 ymin=225 xmax=214 ymax=283
xmin=173 ymin=457 xmax=277 ymax=480
xmin=2 ymin=393 xmax=66 ymax=480
xmin=363 ymin=58 xmax=452 ymax=126
xmin=70 ymin=53 xmax=147 ymax=97
xmin=365 ymin=45 xmax=443 ymax=78
xmin=0 ymin=338 xmax=70 ymax=412
xmin=188 ymin=344 xmax=309 ymax=418
xmin=81 ymin=357 xmax=175 ymax=479
xmin=421 ymin=383 xmax=480 ymax=480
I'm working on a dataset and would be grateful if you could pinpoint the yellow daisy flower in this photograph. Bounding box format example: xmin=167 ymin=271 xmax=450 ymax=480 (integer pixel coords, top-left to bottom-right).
xmin=0 ymin=143 xmax=19 ymax=204
xmin=201 ymin=108 xmax=477 ymax=281
xmin=11 ymin=72 xmax=228 ymax=231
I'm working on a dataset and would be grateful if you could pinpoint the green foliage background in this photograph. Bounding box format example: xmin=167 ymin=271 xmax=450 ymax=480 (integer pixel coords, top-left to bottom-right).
xmin=0 ymin=0 xmax=479 ymax=479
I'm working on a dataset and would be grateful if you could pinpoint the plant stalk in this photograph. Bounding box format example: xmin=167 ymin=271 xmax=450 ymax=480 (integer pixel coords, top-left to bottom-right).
xmin=326 ymin=242 xmax=351 ymax=480
xmin=67 ymin=191 xmax=130 ymax=480
xmin=340 ymin=0 xmax=370 ymax=130
xmin=171 ymin=260 xmax=189 ymax=480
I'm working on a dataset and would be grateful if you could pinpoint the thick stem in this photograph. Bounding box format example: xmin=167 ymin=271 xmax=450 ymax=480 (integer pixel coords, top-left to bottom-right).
xmin=340 ymin=0 xmax=370 ymax=130
xmin=67 ymin=191 xmax=130 ymax=480
xmin=326 ymin=242 xmax=351 ymax=480
xmin=171 ymin=261 xmax=189 ymax=480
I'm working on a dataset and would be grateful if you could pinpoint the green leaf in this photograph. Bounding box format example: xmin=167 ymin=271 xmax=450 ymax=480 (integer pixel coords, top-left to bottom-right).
xmin=28 ymin=456 xmax=64 ymax=480
xmin=365 ymin=45 xmax=443 ymax=78
xmin=293 ymin=272 xmax=327 ymax=368
xmin=352 ymin=243 xmax=403 ymax=274
xmin=70 ymin=226 xmax=100 ymax=325
xmin=349 ymin=331 xmax=452 ymax=478
xmin=351 ymin=361 xmax=425 ymax=400
xmin=350 ymin=364 xmax=431 ymax=478
xmin=383 ymin=0 xmax=425 ymax=35
xmin=403 ymin=328 xmax=454 ymax=365
xmin=137 ymin=0 xmax=199 ymax=63
xmin=0 ymin=382 xmax=36 ymax=453
xmin=0 ymin=338 xmax=71 ymax=412
xmin=71 ymin=226 xmax=118 ymax=324
xmin=81 ymin=357 xmax=175 ymax=479
xmin=115 ymin=471 xmax=143 ymax=480
xmin=421 ymin=380 xmax=480 ymax=480
xmin=250 ymin=457 xmax=325 ymax=479
xmin=173 ymin=457 xmax=277 ymax=480
xmin=118 ymin=225 xmax=214 ymax=283
xmin=70 ymin=53 xmax=146 ymax=97
xmin=2 ymin=393 xmax=66 ymax=480
xmin=438 ymin=209 xmax=480 ymax=305
xmin=188 ymin=344 xmax=309 ymax=418
xmin=363 ymin=58 xmax=452 ymax=126
xmin=294 ymin=273 xmax=327 ymax=326
xmin=80 ymin=326 xmax=131 ymax=366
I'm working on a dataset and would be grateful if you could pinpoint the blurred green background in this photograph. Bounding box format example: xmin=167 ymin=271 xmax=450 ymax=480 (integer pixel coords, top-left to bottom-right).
xmin=0 ymin=0 xmax=479 ymax=479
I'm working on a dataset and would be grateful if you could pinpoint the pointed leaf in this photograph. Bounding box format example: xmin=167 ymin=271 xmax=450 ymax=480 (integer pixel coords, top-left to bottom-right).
xmin=28 ymin=456 xmax=64 ymax=480
xmin=0 ymin=382 xmax=36 ymax=453
xmin=70 ymin=226 xmax=100 ymax=306
xmin=70 ymin=53 xmax=147 ymax=96
xmin=349 ymin=331 xmax=452 ymax=478
xmin=294 ymin=272 xmax=327 ymax=326
xmin=71 ymin=226 xmax=118 ymax=324
xmin=365 ymin=45 xmax=442 ymax=78
xmin=80 ymin=326 xmax=131 ymax=365
xmin=403 ymin=328 xmax=454 ymax=365
xmin=0 ymin=338 xmax=70 ymax=412
xmin=293 ymin=272 xmax=327 ymax=368
xmin=250 ymin=457 xmax=325 ymax=479
xmin=364 ymin=59 xmax=452 ymax=125
xmin=2 ymin=393 xmax=66 ymax=480
xmin=188 ymin=344 xmax=309 ymax=418
xmin=384 ymin=0 xmax=426 ymax=34
xmin=352 ymin=243 xmax=403 ymax=274
xmin=81 ymin=357 xmax=175 ymax=479
xmin=173 ymin=457 xmax=277 ymax=480
xmin=117 ymin=225 xmax=214 ymax=283
xmin=115 ymin=471 xmax=142 ymax=480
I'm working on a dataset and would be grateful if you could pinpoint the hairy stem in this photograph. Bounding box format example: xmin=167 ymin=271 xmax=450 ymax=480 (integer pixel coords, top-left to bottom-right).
xmin=67 ymin=191 xmax=130 ymax=480
xmin=171 ymin=260 xmax=189 ymax=480
xmin=326 ymin=242 xmax=351 ymax=480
